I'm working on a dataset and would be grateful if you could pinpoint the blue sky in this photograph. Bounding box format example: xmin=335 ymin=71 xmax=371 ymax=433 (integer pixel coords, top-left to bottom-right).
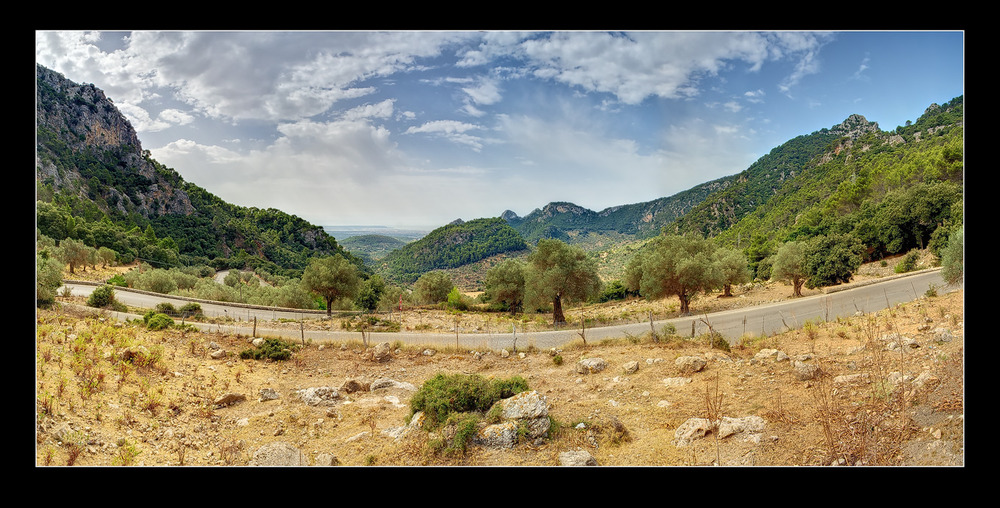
xmin=35 ymin=30 xmax=964 ymax=229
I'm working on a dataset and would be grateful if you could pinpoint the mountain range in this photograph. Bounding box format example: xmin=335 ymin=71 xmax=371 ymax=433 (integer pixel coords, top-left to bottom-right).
xmin=35 ymin=63 xmax=964 ymax=289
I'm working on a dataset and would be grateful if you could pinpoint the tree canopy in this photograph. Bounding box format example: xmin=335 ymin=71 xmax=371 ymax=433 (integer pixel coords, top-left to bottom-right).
xmin=301 ymin=255 xmax=360 ymax=316
xmin=625 ymin=233 xmax=720 ymax=315
xmin=524 ymin=239 xmax=602 ymax=324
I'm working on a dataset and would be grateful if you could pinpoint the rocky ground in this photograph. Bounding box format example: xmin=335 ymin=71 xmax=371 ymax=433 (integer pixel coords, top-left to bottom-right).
xmin=35 ymin=253 xmax=964 ymax=467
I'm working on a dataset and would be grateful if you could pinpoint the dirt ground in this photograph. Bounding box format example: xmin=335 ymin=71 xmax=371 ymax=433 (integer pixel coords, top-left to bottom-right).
xmin=36 ymin=252 xmax=964 ymax=467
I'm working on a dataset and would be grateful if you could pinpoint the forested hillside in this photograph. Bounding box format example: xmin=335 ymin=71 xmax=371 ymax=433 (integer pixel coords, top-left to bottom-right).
xmin=340 ymin=234 xmax=409 ymax=265
xmin=503 ymin=175 xmax=736 ymax=246
xmin=686 ymin=98 xmax=964 ymax=277
xmin=375 ymin=218 xmax=528 ymax=284
xmin=35 ymin=64 xmax=362 ymax=278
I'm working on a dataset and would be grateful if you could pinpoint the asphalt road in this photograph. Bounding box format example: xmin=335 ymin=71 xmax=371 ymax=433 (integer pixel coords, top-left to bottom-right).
xmin=60 ymin=269 xmax=959 ymax=351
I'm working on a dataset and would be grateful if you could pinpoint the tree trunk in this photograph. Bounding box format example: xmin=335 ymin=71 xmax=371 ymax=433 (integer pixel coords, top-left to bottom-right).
xmin=325 ymin=297 xmax=333 ymax=317
xmin=552 ymin=295 xmax=565 ymax=325
xmin=793 ymin=278 xmax=804 ymax=297
xmin=678 ymin=291 xmax=690 ymax=315
xmin=723 ymin=283 xmax=733 ymax=297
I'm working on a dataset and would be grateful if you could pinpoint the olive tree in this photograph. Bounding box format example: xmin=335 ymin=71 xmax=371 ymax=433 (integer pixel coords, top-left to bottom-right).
xmin=484 ymin=258 xmax=526 ymax=314
xmin=302 ymin=255 xmax=360 ymax=316
xmin=625 ymin=234 xmax=719 ymax=315
xmin=412 ymin=270 xmax=454 ymax=305
xmin=940 ymin=225 xmax=963 ymax=285
xmin=524 ymin=239 xmax=601 ymax=325
xmin=771 ymin=241 xmax=808 ymax=297
xmin=713 ymin=247 xmax=751 ymax=297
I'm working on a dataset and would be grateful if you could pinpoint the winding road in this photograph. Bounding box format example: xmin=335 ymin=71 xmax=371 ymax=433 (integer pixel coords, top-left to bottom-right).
xmin=59 ymin=269 xmax=960 ymax=352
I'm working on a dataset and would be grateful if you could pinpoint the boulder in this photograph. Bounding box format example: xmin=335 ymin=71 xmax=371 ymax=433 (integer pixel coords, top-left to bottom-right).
xmin=250 ymin=441 xmax=307 ymax=466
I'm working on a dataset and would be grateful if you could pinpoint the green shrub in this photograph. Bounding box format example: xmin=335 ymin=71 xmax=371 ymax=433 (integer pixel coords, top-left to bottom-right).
xmin=239 ymin=338 xmax=295 ymax=361
xmin=179 ymin=302 xmax=203 ymax=317
xmin=894 ymin=250 xmax=920 ymax=274
xmin=409 ymin=373 xmax=528 ymax=430
xmin=155 ymin=302 xmax=178 ymax=316
xmin=144 ymin=313 xmax=174 ymax=331
xmin=87 ymin=284 xmax=115 ymax=308
xmin=107 ymin=274 xmax=127 ymax=287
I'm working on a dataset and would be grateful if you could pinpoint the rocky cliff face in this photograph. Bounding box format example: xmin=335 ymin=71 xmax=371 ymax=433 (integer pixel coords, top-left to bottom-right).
xmin=35 ymin=64 xmax=194 ymax=219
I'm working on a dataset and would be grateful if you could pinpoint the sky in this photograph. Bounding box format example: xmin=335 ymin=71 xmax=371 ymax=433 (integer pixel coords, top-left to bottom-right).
xmin=35 ymin=30 xmax=964 ymax=230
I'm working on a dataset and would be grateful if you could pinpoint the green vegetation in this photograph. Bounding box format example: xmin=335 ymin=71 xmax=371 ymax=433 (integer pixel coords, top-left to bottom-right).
xmin=143 ymin=312 xmax=174 ymax=331
xmin=239 ymin=337 xmax=296 ymax=361
xmin=524 ymin=239 xmax=602 ymax=324
xmin=87 ymin=284 xmax=116 ymax=308
xmin=409 ymin=372 xmax=529 ymax=432
xmin=377 ymin=218 xmax=527 ymax=284
xmin=483 ymin=258 xmax=527 ymax=313
xmin=412 ymin=271 xmax=455 ymax=305
xmin=940 ymin=225 xmax=964 ymax=285
xmin=625 ymin=234 xmax=723 ymax=315
xmin=301 ymin=255 xmax=361 ymax=317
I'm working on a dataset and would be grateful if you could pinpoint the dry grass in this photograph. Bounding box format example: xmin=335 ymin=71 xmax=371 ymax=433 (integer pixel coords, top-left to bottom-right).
xmin=36 ymin=254 xmax=963 ymax=467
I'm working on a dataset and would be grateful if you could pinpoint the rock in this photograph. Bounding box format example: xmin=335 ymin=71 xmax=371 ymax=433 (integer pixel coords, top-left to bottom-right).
xmin=339 ymin=379 xmax=368 ymax=393
xmin=210 ymin=349 xmax=226 ymax=359
xmin=250 ymin=441 xmax=307 ymax=466
xmin=370 ymin=378 xmax=416 ymax=391
xmin=793 ymin=360 xmax=821 ymax=381
xmin=475 ymin=421 xmax=519 ymax=448
xmin=213 ymin=392 xmax=246 ymax=407
xmin=622 ymin=361 xmax=640 ymax=374
xmin=717 ymin=416 xmax=766 ymax=439
xmin=259 ymin=388 xmax=280 ymax=401
xmin=833 ymin=373 xmax=870 ymax=385
xmin=675 ymin=355 xmax=706 ymax=373
xmin=933 ymin=328 xmax=954 ymax=342
xmin=314 ymin=453 xmax=339 ymax=466
xmin=576 ymin=357 xmax=607 ymax=374
xmin=662 ymin=377 xmax=692 ymax=388
xmin=295 ymin=386 xmax=341 ymax=406
xmin=252 ymin=338 xmax=265 ymax=347
xmin=674 ymin=417 xmax=713 ymax=446
xmin=559 ymin=450 xmax=598 ymax=466
xmin=369 ymin=342 xmax=393 ymax=362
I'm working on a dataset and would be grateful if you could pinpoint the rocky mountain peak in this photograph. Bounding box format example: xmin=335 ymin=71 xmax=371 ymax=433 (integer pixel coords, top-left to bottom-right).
xmin=831 ymin=114 xmax=880 ymax=138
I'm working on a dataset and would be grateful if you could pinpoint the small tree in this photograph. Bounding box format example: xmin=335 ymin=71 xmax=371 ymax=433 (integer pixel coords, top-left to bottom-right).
xmin=356 ymin=274 xmax=386 ymax=312
xmin=713 ymin=247 xmax=751 ymax=297
xmin=97 ymin=246 xmax=117 ymax=268
xmin=940 ymin=225 xmax=963 ymax=285
xmin=57 ymin=237 xmax=89 ymax=275
xmin=524 ymin=239 xmax=601 ymax=325
xmin=772 ymin=241 xmax=808 ymax=297
xmin=36 ymin=255 xmax=63 ymax=307
xmin=301 ymin=255 xmax=360 ymax=317
xmin=412 ymin=270 xmax=454 ymax=305
xmin=484 ymin=258 xmax=526 ymax=314
xmin=804 ymin=233 xmax=863 ymax=289
xmin=625 ymin=234 xmax=719 ymax=315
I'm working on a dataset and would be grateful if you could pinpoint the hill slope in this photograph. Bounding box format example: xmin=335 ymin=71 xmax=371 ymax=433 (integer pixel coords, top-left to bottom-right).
xmin=35 ymin=64 xmax=362 ymax=275
xmin=503 ymin=175 xmax=736 ymax=246
xmin=375 ymin=218 xmax=528 ymax=284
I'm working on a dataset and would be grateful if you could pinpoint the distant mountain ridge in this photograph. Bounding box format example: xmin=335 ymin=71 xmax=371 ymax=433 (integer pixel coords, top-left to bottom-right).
xmin=502 ymin=175 xmax=736 ymax=245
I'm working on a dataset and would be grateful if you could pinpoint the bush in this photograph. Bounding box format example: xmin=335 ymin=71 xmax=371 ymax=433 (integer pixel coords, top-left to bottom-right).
xmin=239 ymin=338 xmax=295 ymax=361
xmin=409 ymin=373 xmax=528 ymax=430
xmin=155 ymin=302 xmax=178 ymax=316
xmin=894 ymin=250 xmax=920 ymax=274
xmin=107 ymin=274 xmax=127 ymax=287
xmin=179 ymin=302 xmax=203 ymax=317
xmin=87 ymin=284 xmax=115 ymax=308
xmin=144 ymin=312 xmax=174 ymax=331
